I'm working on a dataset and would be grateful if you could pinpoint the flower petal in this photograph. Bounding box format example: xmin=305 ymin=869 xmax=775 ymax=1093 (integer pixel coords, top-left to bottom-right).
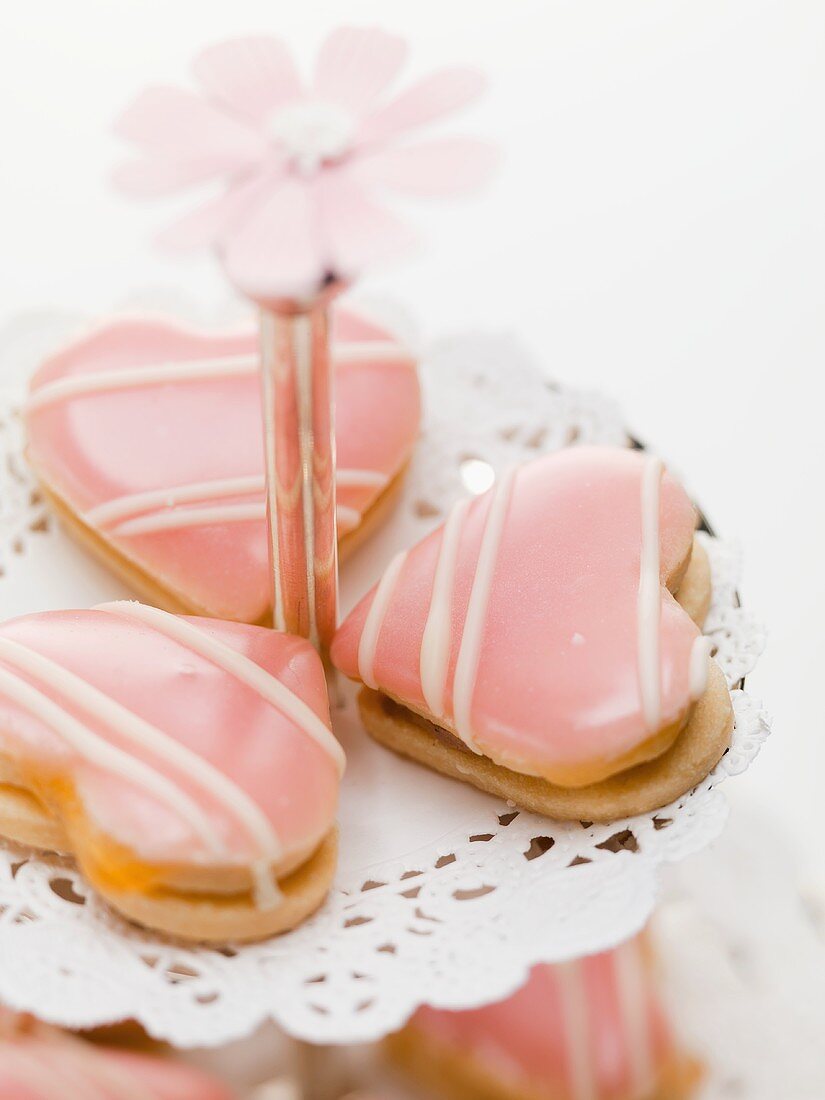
xmin=357 ymin=68 xmax=487 ymax=145
xmin=353 ymin=138 xmax=498 ymax=197
xmin=156 ymin=169 xmax=282 ymax=250
xmin=314 ymin=27 xmax=408 ymax=113
xmin=114 ymin=86 xmax=266 ymax=170
xmin=316 ymin=171 xmax=417 ymax=277
xmin=113 ymin=158 xmax=235 ymax=197
xmin=222 ymin=179 xmax=325 ymax=302
xmin=192 ymin=36 xmax=303 ymax=124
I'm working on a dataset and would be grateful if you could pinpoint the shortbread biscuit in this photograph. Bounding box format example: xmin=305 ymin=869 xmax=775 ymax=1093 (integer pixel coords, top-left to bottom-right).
xmin=37 ymin=465 xmax=409 ymax=625
xmin=0 ymin=604 xmax=344 ymax=942
xmin=387 ymin=934 xmax=702 ymax=1100
xmin=333 ymin=448 xmax=733 ymax=819
xmin=26 ymin=308 xmax=420 ymax=624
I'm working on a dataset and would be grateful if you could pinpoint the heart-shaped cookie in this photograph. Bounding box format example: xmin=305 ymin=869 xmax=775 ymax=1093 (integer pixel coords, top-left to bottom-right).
xmin=25 ymin=307 xmax=420 ymax=624
xmin=388 ymin=932 xmax=702 ymax=1100
xmin=332 ymin=446 xmax=732 ymax=821
xmin=0 ymin=602 xmax=343 ymax=942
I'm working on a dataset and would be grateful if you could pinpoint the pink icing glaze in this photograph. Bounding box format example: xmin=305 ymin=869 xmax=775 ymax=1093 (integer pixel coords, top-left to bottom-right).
xmin=25 ymin=307 xmax=421 ymax=624
xmin=0 ymin=608 xmax=339 ymax=868
xmin=410 ymin=938 xmax=674 ymax=1100
xmin=331 ymin=447 xmax=701 ymax=778
xmin=0 ymin=1037 xmax=235 ymax=1099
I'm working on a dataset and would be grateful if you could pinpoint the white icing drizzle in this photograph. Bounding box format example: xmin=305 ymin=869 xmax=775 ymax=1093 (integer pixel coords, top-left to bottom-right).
xmin=83 ymin=471 xmax=386 ymax=537
xmin=102 ymin=502 xmax=360 ymax=538
xmin=336 ymin=504 xmax=361 ymax=534
xmin=26 ymin=355 xmax=255 ymax=412
xmin=689 ymin=634 xmax=712 ymax=701
xmin=0 ymin=662 xmax=226 ymax=857
xmin=637 ymin=456 xmax=664 ymax=733
xmin=0 ymin=636 xmax=283 ymax=878
xmin=250 ymin=1076 xmax=303 ymax=1100
xmin=336 ymin=468 xmax=388 ymax=489
xmin=556 ymin=961 xmax=596 ymax=1100
xmin=85 ymin=474 xmax=265 ymax=527
xmin=251 ymin=859 xmax=281 ymax=911
xmin=357 ymin=550 xmax=408 ymax=691
xmin=452 ymin=469 xmax=515 ymax=754
xmin=26 ymin=341 xmax=414 ymax=413
xmin=419 ymin=497 xmax=471 ymax=718
xmin=112 ymin=501 xmax=264 ymax=536
xmin=94 ymin=601 xmax=346 ymax=776
xmin=333 ymin=340 xmax=414 ymax=367
xmin=612 ymin=938 xmax=655 ymax=1096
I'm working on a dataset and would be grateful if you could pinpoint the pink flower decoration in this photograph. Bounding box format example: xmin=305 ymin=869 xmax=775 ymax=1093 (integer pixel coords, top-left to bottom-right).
xmin=115 ymin=28 xmax=495 ymax=302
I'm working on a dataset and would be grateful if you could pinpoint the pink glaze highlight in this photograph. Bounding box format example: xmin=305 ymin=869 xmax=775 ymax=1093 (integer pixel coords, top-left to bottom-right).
xmin=0 ymin=1037 xmax=235 ymax=1099
xmin=331 ymin=448 xmax=700 ymax=778
xmin=0 ymin=609 xmax=339 ymax=867
xmin=410 ymin=938 xmax=674 ymax=1100
xmin=25 ymin=307 xmax=421 ymax=624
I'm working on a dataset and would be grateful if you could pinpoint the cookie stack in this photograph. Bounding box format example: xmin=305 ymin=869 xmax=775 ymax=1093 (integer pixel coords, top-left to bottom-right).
xmin=0 ymin=25 xmax=747 ymax=1100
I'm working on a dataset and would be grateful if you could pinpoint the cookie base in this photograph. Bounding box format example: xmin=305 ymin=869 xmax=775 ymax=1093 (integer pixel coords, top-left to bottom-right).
xmin=358 ymin=654 xmax=732 ymax=822
xmin=672 ymin=538 xmax=711 ymax=627
xmin=98 ymin=829 xmax=337 ymax=944
xmin=0 ymin=781 xmax=337 ymax=943
xmin=386 ymin=1025 xmax=703 ymax=1100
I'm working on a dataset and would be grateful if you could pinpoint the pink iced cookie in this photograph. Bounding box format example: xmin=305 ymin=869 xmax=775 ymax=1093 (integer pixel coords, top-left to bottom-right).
xmin=25 ymin=308 xmax=420 ymax=624
xmin=0 ymin=1035 xmax=235 ymax=1100
xmin=391 ymin=936 xmax=701 ymax=1100
xmin=0 ymin=602 xmax=343 ymax=942
xmin=333 ymin=447 xmax=732 ymax=818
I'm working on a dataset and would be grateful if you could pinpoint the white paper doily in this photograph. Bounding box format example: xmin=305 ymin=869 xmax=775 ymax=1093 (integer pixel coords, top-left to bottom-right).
xmin=192 ymin=806 xmax=822 ymax=1100
xmin=0 ymin=315 xmax=769 ymax=1047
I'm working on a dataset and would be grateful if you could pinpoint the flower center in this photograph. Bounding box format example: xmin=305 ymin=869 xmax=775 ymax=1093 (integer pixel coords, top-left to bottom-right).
xmin=266 ymin=100 xmax=356 ymax=174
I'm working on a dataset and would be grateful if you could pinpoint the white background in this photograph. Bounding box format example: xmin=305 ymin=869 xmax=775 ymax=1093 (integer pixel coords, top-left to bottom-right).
xmin=0 ymin=0 xmax=823 ymax=884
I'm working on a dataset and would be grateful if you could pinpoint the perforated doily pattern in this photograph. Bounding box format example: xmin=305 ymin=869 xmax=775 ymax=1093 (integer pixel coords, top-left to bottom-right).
xmin=0 ymin=319 xmax=769 ymax=1046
